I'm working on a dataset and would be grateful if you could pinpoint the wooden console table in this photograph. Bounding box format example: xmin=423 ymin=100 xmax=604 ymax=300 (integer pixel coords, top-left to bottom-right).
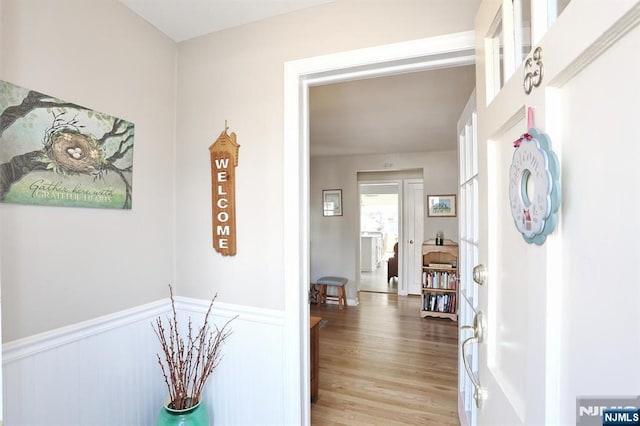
xmin=310 ymin=316 xmax=322 ymax=402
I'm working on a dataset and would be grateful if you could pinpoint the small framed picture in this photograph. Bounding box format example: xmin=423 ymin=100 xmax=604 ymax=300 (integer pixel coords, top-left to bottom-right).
xmin=323 ymin=189 xmax=342 ymax=216
xmin=427 ymin=194 xmax=456 ymax=217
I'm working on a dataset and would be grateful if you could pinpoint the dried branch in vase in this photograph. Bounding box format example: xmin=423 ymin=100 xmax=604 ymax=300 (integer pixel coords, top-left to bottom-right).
xmin=152 ymin=284 xmax=236 ymax=410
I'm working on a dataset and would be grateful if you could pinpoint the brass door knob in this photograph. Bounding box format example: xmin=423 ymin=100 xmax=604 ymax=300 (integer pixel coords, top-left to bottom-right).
xmin=473 ymin=264 xmax=488 ymax=286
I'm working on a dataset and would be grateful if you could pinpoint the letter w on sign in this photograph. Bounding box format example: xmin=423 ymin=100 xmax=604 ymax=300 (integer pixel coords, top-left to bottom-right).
xmin=209 ymin=123 xmax=239 ymax=256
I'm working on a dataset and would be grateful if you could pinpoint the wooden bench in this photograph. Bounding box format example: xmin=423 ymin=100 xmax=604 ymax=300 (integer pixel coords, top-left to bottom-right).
xmin=315 ymin=276 xmax=348 ymax=310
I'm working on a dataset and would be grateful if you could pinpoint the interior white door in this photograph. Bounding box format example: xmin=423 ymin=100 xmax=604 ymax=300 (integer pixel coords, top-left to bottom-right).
xmin=472 ymin=1 xmax=640 ymax=425
xmin=403 ymin=180 xmax=424 ymax=295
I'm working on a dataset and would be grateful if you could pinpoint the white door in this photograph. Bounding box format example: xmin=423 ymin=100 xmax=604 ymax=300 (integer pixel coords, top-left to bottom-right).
xmin=457 ymin=90 xmax=479 ymax=426
xmin=470 ymin=1 xmax=640 ymax=425
xmin=403 ymin=180 xmax=424 ymax=295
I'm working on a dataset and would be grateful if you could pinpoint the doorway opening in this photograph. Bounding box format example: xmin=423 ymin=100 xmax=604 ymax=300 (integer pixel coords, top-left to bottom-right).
xmin=283 ymin=31 xmax=476 ymax=425
xmin=359 ymin=182 xmax=399 ymax=294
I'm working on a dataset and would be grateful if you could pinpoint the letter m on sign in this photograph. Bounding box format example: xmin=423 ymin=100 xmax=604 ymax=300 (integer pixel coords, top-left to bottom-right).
xmin=209 ymin=124 xmax=240 ymax=256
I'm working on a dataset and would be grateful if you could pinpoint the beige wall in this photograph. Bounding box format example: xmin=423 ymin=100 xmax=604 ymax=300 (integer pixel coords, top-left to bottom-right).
xmin=0 ymin=0 xmax=478 ymax=340
xmin=0 ymin=0 xmax=3 ymax=74
xmin=0 ymin=0 xmax=177 ymax=341
xmin=175 ymin=0 xmax=478 ymax=308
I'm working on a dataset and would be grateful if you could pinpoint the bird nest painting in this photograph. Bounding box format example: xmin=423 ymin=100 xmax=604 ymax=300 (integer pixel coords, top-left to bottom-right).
xmin=0 ymin=80 xmax=134 ymax=209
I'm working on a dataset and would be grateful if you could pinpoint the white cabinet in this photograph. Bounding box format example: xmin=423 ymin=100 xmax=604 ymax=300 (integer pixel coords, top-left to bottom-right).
xmin=360 ymin=233 xmax=382 ymax=272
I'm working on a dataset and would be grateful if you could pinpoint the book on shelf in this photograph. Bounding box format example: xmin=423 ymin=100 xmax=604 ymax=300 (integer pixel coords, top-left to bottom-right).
xmin=422 ymin=271 xmax=459 ymax=290
xmin=428 ymin=263 xmax=456 ymax=269
xmin=422 ymin=292 xmax=457 ymax=314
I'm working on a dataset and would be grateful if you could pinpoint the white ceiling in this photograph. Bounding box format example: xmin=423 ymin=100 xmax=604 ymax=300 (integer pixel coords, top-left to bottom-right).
xmin=310 ymin=66 xmax=476 ymax=157
xmin=119 ymin=0 xmax=476 ymax=158
xmin=119 ymin=0 xmax=334 ymax=42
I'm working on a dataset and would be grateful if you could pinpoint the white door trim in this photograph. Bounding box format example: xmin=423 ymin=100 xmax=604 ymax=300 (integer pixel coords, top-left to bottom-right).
xmin=283 ymin=30 xmax=475 ymax=425
xmin=358 ymin=179 xmax=402 ymax=294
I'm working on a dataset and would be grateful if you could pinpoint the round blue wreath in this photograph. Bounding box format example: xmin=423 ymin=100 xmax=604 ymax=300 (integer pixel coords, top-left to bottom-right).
xmin=509 ymin=127 xmax=561 ymax=245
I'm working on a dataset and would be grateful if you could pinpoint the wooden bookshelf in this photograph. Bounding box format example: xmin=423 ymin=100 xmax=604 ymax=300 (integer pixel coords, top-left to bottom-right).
xmin=421 ymin=239 xmax=458 ymax=321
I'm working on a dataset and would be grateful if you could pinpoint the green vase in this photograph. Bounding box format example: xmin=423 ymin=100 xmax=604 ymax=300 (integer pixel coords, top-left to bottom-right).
xmin=156 ymin=398 xmax=210 ymax=426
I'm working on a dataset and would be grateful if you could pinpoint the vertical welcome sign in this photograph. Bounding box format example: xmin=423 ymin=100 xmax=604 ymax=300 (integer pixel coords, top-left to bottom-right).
xmin=209 ymin=123 xmax=239 ymax=256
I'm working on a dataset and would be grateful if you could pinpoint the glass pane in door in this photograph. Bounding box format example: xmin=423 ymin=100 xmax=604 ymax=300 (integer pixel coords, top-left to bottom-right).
xmin=486 ymin=9 xmax=505 ymax=102
xmin=549 ymin=0 xmax=573 ymax=26
xmin=514 ymin=0 xmax=532 ymax=65
xmin=458 ymin=94 xmax=479 ymax=426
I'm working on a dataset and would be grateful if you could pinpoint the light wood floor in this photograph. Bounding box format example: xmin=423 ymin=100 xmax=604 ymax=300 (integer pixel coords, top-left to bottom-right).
xmin=310 ymin=292 xmax=460 ymax=426
xmin=359 ymin=261 xmax=397 ymax=294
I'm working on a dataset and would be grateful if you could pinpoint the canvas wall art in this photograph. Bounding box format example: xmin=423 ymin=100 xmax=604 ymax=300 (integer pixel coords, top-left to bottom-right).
xmin=0 ymin=80 xmax=134 ymax=209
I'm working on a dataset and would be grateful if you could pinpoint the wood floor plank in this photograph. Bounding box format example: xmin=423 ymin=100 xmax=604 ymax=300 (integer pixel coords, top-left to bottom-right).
xmin=310 ymin=292 xmax=459 ymax=426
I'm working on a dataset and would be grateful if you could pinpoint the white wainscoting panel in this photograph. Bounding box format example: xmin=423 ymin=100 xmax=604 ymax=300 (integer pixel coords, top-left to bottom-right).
xmin=176 ymin=297 xmax=286 ymax=426
xmin=2 ymin=297 xmax=285 ymax=426
xmin=3 ymin=299 xmax=169 ymax=425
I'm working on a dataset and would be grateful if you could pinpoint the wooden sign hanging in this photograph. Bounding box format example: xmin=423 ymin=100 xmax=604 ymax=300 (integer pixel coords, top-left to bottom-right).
xmin=209 ymin=122 xmax=239 ymax=256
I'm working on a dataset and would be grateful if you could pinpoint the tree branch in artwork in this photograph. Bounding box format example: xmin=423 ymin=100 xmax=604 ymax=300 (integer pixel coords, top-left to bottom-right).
xmin=105 ymin=164 xmax=133 ymax=209
xmin=0 ymin=90 xmax=87 ymax=138
xmin=97 ymin=118 xmax=130 ymax=146
xmin=0 ymin=151 xmax=48 ymax=198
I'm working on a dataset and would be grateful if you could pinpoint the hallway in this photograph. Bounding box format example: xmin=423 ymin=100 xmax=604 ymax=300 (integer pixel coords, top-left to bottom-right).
xmin=359 ymin=260 xmax=398 ymax=294
xmin=310 ymin=292 xmax=459 ymax=425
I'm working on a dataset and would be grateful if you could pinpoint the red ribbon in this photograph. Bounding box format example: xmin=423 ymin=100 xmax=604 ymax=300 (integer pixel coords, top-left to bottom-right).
xmin=513 ymin=133 xmax=532 ymax=148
